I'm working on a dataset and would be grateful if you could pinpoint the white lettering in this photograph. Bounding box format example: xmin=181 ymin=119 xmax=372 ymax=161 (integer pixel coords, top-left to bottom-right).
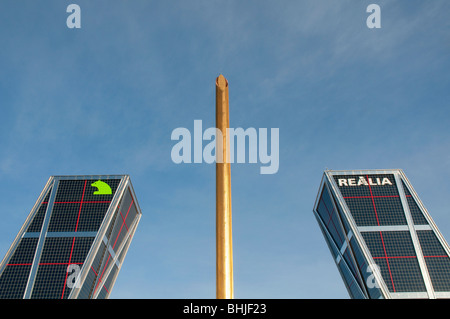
xmin=66 ymin=4 xmax=81 ymax=29
xmin=357 ymin=176 xmax=368 ymax=186
xmin=366 ymin=4 xmax=381 ymax=29
xmin=183 ymin=303 xmax=217 ymax=316
xmin=193 ymin=120 xmax=203 ymax=163
xmin=66 ymin=264 xmax=81 ymax=288
xmin=203 ymin=127 xmax=221 ymax=164
xmin=258 ymin=128 xmax=279 ymax=175
xmin=171 ymin=127 xmax=191 ymax=163
xmin=338 ymin=177 xmax=393 ymax=187
xmin=170 ymin=120 xmax=279 ymax=175
xmin=366 ymin=263 xmax=381 ymax=289
xmin=338 ymin=179 xmax=348 ymax=186
xmin=228 ymin=127 xmax=258 ymax=164
xmin=228 ymin=304 xmax=267 ymax=315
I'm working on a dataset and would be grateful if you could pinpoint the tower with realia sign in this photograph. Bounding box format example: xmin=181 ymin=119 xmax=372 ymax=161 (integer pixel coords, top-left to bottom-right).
xmin=0 ymin=175 xmax=141 ymax=299
xmin=313 ymin=169 xmax=450 ymax=299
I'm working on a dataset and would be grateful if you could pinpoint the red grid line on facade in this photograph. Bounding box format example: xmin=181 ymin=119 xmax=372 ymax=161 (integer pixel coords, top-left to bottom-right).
xmin=373 ymin=256 xmax=416 ymax=259
xmin=61 ymin=180 xmax=87 ymax=299
xmin=367 ymin=175 xmax=396 ymax=292
xmin=7 ymin=262 xmax=83 ymax=266
xmin=103 ymin=284 xmax=110 ymax=294
xmin=120 ymin=212 xmax=129 ymax=232
xmin=90 ymin=265 xmax=108 ymax=295
xmin=343 ymin=249 xmax=359 ymax=282
xmin=112 ymin=199 xmax=133 ymax=250
xmin=343 ymin=195 xmax=412 ymax=199
xmin=93 ymin=197 xmax=134 ymax=297
xmin=321 ymin=193 xmax=344 ymax=245
xmin=321 ymin=190 xmax=361 ymax=282
xmin=43 ymin=201 xmax=111 ymax=204
xmin=373 ymin=255 xmax=448 ymax=259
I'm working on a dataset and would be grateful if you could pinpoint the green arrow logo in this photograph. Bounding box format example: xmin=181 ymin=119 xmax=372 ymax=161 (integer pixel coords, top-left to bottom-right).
xmin=91 ymin=180 xmax=112 ymax=195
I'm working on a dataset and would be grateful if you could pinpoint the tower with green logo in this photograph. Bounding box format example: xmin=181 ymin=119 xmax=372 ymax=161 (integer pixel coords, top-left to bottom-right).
xmin=0 ymin=175 xmax=142 ymax=299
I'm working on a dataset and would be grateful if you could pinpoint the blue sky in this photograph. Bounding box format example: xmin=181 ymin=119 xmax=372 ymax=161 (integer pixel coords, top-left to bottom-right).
xmin=0 ymin=1 xmax=449 ymax=299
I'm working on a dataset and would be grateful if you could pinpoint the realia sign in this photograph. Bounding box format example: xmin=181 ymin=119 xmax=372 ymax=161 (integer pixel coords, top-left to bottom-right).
xmin=337 ymin=176 xmax=393 ymax=187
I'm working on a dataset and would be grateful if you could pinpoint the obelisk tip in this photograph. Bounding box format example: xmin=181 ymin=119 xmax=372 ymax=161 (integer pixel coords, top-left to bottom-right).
xmin=216 ymin=74 xmax=228 ymax=90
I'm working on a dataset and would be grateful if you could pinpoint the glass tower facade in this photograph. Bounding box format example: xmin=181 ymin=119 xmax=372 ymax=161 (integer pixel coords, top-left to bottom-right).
xmin=313 ymin=169 xmax=450 ymax=299
xmin=0 ymin=175 xmax=142 ymax=299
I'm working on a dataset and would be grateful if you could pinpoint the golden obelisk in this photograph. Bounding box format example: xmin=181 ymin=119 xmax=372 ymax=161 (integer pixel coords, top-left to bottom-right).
xmin=215 ymin=74 xmax=234 ymax=299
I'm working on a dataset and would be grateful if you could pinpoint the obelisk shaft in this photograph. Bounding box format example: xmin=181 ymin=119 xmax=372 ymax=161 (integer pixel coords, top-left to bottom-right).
xmin=215 ymin=74 xmax=233 ymax=299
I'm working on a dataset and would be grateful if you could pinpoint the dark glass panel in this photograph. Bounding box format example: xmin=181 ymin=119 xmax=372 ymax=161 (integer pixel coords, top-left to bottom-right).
xmin=417 ymin=230 xmax=450 ymax=291
xmin=362 ymin=231 xmax=426 ymax=292
xmin=316 ymin=187 xmax=346 ymax=247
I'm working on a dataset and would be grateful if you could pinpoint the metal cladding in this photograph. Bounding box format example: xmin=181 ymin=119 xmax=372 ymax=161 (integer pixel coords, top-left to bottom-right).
xmin=0 ymin=175 xmax=141 ymax=299
xmin=313 ymin=169 xmax=450 ymax=299
xmin=215 ymin=74 xmax=234 ymax=299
